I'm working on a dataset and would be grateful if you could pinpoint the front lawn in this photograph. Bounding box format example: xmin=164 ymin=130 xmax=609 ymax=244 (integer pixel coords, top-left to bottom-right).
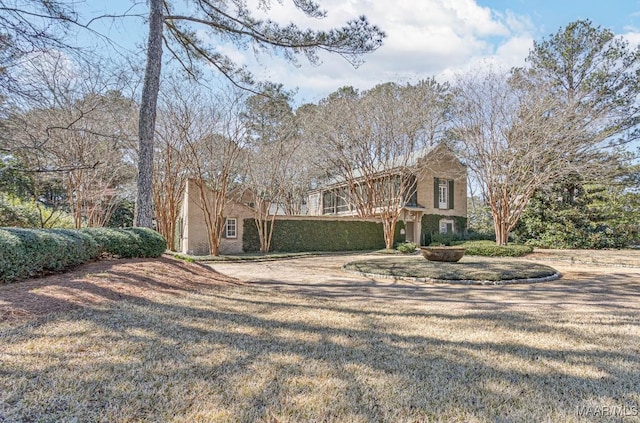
xmin=1 ymin=256 xmax=639 ymax=422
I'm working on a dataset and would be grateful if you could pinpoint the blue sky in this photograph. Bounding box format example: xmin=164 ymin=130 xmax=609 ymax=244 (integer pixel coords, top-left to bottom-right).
xmin=479 ymin=0 xmax=639 ymax=35
xmin=79 ymin=0 xmax=640 ymax=105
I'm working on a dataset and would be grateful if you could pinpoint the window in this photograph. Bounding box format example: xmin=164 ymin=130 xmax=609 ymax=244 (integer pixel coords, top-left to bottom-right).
xmin=336 ymin=188 xmax=349 ymax=212
xmin=225 ymin=218 xmax=237 ymax=239
xmin=439 ymin=219 xmax=454 ymax=234
xmin=323 ymin=188 xmax=351 ymax=214
xmin=404 ymin=175 xmax=418 ymax=206
xmin=438 ymin=180 xmax=448 ymax=209
xmin=434 ymin=177 xmax=454 ymax=210
xmin=323 ymin=191 xmax=336 ymax=214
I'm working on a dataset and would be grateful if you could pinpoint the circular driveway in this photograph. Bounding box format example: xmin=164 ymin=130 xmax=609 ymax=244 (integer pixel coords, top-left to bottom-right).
xmin=208 ymin=253 xmax=640 ymax=313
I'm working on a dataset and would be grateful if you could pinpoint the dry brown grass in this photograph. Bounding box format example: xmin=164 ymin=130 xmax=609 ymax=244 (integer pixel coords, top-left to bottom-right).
xmin=1 ymin=254 xmax=639 ymax=422
xmin=530 ymin=248 xmax=640 ymax=267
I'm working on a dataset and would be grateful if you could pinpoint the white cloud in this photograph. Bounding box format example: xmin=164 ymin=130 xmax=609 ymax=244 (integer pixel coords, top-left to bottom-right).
xmin=622 ymin=28 xmax=640 ymax=47
xmin=219 ymin=0 xmax=536 ymax=103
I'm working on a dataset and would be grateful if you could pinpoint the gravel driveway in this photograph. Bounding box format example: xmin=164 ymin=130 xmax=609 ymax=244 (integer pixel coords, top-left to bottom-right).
xmin=208 ymin=252 xmax=640 ymax=314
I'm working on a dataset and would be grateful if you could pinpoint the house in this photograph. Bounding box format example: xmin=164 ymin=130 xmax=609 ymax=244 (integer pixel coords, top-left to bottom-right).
xmin=178 ymin=144 xmax=467 ymax=255
xmin=306 ymin=144 xmax=467 ymax=245
xmin=178 ymin=179 xmax=256 ymax=255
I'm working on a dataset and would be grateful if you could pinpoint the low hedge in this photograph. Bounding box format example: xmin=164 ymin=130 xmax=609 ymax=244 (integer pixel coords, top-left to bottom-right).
xmin=0 ymin=227 xmax=166 ymax=283
xmin=455 ymin=240 xmax=533 ymax=257
xmin=81 ymin=228 xmax=166 ymax=258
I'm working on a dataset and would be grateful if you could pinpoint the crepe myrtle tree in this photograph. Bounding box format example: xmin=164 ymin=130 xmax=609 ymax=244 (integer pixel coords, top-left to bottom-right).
xmin=180 ymin=87 xmax=248 ymax=256
xmin=241 ymin=83 xmax=299 ymax=253
xmin=133 ymin=0 xmax=386 ymax=227
xmin=451 ymin=68 xmax=624 ymax=246
xmin=152 ymin=75 xmax=192 ymax=251
xmin=308 ymin=80 xmax=452 ymax=249
xmin=452 ymin=21 xmax=640 ymax=246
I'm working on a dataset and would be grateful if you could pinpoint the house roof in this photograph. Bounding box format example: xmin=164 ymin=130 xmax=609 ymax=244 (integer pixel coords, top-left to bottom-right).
xmin=310 ymin=143 xmax=458 ymax=193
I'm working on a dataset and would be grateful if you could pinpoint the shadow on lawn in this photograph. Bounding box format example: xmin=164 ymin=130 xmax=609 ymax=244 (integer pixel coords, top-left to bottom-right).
xmin=0 ymin=257 xmax=242 ymax=321
xmin=1 ymin=268 xmax=640 ymax=422
xmin=242 ymin=273 xmax=640 ymax=319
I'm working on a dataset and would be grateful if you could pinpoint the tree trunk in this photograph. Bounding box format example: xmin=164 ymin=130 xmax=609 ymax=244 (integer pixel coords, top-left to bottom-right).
xmin=134 ymin=0 xmax=163 ymax=228
xmin=382 ymin=217 xmax=396 ymax=249
xmin=254 ymin=198 xmax=276 ymax=253
xmin=493 ymin=217 xmax=509 ymax=246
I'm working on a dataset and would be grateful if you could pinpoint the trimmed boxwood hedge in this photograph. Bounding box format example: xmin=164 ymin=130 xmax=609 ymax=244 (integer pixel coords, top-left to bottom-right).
xmin=456 ymin=241 xmax=533 ymax=257
xmin=81 ymin=228 xmax=167 ymax=258
xmin=0 ymin=227 xmax=166 ymax=283
xmin=243 ymin=219 xmax=405 ymax=253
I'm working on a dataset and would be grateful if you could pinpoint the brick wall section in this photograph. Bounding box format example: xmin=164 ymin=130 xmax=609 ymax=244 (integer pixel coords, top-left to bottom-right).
xmin=415 ymin=148 xmax=467 ymax=219
xmin=181 ymin=179 xmax=255 ymax=255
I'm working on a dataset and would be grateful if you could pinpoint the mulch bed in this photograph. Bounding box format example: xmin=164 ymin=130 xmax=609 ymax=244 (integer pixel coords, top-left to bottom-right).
xmin=0 ymin=255 xmax=241 ymax=322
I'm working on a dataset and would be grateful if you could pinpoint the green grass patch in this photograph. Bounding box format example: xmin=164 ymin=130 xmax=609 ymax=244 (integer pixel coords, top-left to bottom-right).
xmin=344 ymin=256 xmax=557 ymax=282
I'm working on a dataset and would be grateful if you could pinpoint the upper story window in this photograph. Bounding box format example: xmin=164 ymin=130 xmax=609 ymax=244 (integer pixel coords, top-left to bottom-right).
xmin=323 ymin=188 xmax=350 ymax=214
xmin=439 ymin=180 xmax=448 ymax=209
xmin=336 ymin=188 xmax=349 ymax=212
xmin=403 ymin=174 xmax=418 ymax=206
xmin=434 ymin=177 xmax=454 ymax=210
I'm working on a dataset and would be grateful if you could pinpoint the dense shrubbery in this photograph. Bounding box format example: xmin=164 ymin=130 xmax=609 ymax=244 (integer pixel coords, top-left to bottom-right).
xmin=243 ymin=219 xmax=404 ymax=253
xmin=0 ymin=228 xmax=100 ymax=283
xmin=455 ymin=240 xmax=533 ymax=257
xmin=515 ymin=183 xmax=640 ymax=249
xmin=0 ymin=227 xmax=166 ymax=283
xmin=0 ymin=194 xmax=75 ymax=228
xmin=396 ymin=242 xmax=417 ymax=253
xmin=81 ymin=228 xmax=166 ymax=258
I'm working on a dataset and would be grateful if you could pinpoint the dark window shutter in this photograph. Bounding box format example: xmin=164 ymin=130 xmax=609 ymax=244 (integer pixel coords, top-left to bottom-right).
xmin=448 ymin=180 xmax=455 ymax=209
xmin=433 ymin=177 xmax=439 ymax=209
xmin=221 ymin=218 xmax=227 ymax=238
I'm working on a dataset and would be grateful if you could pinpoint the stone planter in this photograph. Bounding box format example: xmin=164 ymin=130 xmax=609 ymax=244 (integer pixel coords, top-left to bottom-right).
xmin=420 ymin=246 xmax=466 ymax=262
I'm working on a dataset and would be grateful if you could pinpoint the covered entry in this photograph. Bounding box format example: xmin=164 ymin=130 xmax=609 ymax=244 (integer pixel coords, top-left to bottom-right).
xmin=401 ymin=207 xmax=426 ymax=245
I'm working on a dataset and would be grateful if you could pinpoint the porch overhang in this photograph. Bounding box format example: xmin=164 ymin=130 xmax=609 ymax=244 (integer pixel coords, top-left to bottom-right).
xmin=401 ymin=206 xmax=428 ymax=212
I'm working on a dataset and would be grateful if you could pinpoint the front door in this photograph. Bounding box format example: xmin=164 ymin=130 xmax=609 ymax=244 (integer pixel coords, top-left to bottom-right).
xmin=405 ymin=222 xmax=414 ymax=243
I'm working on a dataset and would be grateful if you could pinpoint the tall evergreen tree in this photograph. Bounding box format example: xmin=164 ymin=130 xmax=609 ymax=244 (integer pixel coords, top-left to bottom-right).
xmin=134 ymin=0 xmax=385 ymax=227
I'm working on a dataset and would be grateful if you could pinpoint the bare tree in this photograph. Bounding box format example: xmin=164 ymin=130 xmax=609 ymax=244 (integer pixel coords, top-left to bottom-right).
xmin=451 ymin=68 xmax=620 ymax=245
xmin=309 ymin=81 xmax=451 ymax=249
xmin=152 ymin=79 xmax=190 ymax=251
xmin=133 ymin=0 xmax=386 ymax=228
xmin=3 ymin=52 xmax=138 ymax=228
xmin=180 ymin=87 xmax=247 ymax=256
xmin=282 ymin=103 xmax=328 ymax=215
xmin=244 ymin=139 xmax=299 ymax=252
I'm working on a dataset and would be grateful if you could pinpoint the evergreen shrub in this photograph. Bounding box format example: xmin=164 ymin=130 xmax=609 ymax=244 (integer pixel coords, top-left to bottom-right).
xmin=243 ymin=219 xmax=404 ymax=253
xmin=0 ymin=227 xmax=166 ymax=283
